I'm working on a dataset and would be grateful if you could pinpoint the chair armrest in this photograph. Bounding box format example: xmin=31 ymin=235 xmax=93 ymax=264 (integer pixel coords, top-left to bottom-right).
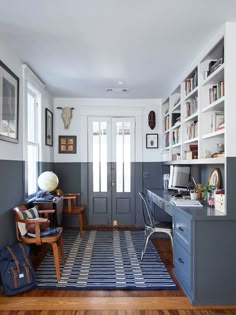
xmin=63 ymin=195 xmax=77 ymax=200
xmin=64 ymin=193 xmax=80 ymax=196
xmin=17 ymin=217 xmax=48 ymax=224
xmin=38 ymin=209 xmax=55 ymax=214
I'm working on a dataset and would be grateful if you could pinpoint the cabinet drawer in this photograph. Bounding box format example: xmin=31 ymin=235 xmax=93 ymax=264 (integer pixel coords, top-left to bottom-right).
xmin=174 ymin=239 xmax=192 ymax=291
xmin=173 ymin=210 xmax=192 ymax=253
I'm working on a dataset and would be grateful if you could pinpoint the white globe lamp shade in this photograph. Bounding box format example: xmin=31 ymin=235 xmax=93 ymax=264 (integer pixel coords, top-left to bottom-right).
xmin=38 ymin=171 xmax=59 ymax=192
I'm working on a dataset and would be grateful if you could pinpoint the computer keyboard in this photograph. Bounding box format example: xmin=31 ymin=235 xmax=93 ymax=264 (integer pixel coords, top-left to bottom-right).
xmin=172 ymin=199 xmax=203 ymax=207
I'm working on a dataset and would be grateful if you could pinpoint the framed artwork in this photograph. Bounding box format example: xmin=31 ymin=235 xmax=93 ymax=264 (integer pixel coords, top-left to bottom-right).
xmin=45 ymin=108 xmax=53 ymax=146
xmin=0 ymin=60 xmax=19 ymax=143
xmin=59 ymin=135 xmax=77 ymax=154
xmin=208 ymin=168 xmax=221 ymax=189
xmin=146 ymin=134 xmax=158 ymax=149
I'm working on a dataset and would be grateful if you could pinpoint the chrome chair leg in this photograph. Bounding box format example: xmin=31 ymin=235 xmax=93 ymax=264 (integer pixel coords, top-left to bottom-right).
xmin=141 ymin=231 xmax=154 ymax=261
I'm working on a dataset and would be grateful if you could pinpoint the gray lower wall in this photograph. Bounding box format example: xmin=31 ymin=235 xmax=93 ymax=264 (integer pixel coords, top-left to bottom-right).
xmin=0 ymin=159 xmax=230 ymax=247
xmin=0 ymin=160 xmax=25 ymax=248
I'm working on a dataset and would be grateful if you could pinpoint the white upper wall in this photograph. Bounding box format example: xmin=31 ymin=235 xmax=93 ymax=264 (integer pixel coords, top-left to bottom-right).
xmin=0 ymin=40 xmax=54 ymax=162
xmin=53 ymin=98 xmax=162 ymax=163
xmin=0 ymin=39 xmax=23 ymax=161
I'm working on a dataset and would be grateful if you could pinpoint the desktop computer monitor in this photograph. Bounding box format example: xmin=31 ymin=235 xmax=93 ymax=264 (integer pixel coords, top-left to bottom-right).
xmin=168 ymin=165 xmax=191 ymax=192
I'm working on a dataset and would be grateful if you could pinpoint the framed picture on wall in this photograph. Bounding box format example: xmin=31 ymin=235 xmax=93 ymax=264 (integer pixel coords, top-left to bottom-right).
xmin=45 ymin=108 xmax=53 ymax=146
xmin=0 ymin=60 xmax=19 ymax=143
xmin=146 ymin=134 xmax=158 ymax=149
xmin=58 ymin=135 xmax=77 ymax=154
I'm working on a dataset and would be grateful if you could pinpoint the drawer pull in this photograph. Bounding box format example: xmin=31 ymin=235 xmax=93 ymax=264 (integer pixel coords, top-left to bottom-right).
xmin=178 ymin=226 xmax=184 ymax=232
xmin=178 ymin=258 xmax=184 ymax=264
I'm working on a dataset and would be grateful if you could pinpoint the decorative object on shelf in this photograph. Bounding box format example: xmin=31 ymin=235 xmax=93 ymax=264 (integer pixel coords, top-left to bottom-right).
xmin=207 ymin=56 xmax=224 ymax=77
xmin=59 ymin=135 xmax=77 ymax=153
xmin=217 ymin=143 xmax=224 ymax=153
xmin=38 ymin=171 xmax=59 ymax=192
xmin=148 ymin=111 xmax=156 ymax=130
xmin=215 ymin=191 xmax=225 ymax=213
xmin=146 ymin=134 xmax=158 ymax=149
xmin=211 ymin=143 xmax=224 ymax=158
xmin=57 ymin=106 xmax=74 ymax=129
xmin=0 ymin=60 xmax=19 ymax=143
xmin=45 ymin=108 xmax=53 ymax=146
xmin=207 ymin=191 xmax=215 ymax=207
xmin=190 ymin=192 xmax=198 ymax=200
xmin=208 ymin=168 xmax=221 ymax=189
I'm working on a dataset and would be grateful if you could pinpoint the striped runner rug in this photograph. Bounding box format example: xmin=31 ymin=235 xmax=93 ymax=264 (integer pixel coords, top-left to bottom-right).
xmin=36 ymin=230 xmax=176 ymax=290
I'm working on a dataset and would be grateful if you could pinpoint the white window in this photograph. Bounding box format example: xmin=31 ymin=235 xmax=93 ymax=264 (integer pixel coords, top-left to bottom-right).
xmin=27 ymin=85 xmax=41 ymax=198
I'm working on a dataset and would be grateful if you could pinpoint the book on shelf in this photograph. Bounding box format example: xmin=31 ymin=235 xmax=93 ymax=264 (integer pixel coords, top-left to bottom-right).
xmin=184 ymin=69 xmax=198 ymax=95
xmin=186 ymin=121 xmax=198 ymax=139
xmin=172 ymin=113 xmax=181 ymax=126
xmin=209 ymin=81 xmax=224 ymax=103
xmin=217 ymin=123 xmax=225 ymax=131
xmin=185 ymin=95 xmax=198 ymax=117
xmin=165 ymin=115 xmax=170 ymax=131
xmin=211 ymin=112 xmax=224 ymax=132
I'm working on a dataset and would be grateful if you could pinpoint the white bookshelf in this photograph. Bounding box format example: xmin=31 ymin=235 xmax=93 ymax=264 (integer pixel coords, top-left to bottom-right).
xmin=162 ymin=33 xmax=225 ymax=164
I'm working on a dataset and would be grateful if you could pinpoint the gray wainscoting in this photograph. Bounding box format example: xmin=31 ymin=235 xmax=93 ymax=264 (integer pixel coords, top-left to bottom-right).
xmin=54 ymin=161 xmax=165 ymax=227
xmin=0 ymin=160 xmax=24 ymax=247
xmin=53 ymin=162 xmax=81 ymax=193
xmin=38 ymin=161 xmax=54 ymax=175
xmin=226 ymin=157 xmax=236 ymax=217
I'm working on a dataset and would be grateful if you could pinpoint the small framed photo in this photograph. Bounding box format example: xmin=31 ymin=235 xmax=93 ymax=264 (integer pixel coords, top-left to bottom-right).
xmin=208 ymin=167 xmax=221 ymax=189
xmin=0 ymin=60 xmax=19 ymax=143
xmin=59 ymin=135 xmax=77 ymax=154
xmin=45 ymin=108 xmax=53 ymax=146
xmin=146 ymin=134 xmax=158 ymax=149
xmin=215 ymin=112 xmax=224 ymax=131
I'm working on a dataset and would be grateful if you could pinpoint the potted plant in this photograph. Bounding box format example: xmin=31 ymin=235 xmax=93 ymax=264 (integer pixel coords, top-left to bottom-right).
xmin=200 ymin=184 xmax=215 ymax=201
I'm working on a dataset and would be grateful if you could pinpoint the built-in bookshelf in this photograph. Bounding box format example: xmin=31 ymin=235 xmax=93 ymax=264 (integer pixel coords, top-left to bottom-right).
xmin=162 ymin=35 xmax=225 ymax=164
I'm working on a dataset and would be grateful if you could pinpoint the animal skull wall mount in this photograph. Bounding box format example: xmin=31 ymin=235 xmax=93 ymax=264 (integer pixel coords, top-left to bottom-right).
xmin=57 ymin=106 xmax=74 ymax=129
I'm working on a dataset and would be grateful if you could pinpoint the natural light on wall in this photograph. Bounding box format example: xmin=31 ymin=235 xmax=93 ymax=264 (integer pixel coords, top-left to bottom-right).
xmin=27 ymin=85 xmax=41 ymax=197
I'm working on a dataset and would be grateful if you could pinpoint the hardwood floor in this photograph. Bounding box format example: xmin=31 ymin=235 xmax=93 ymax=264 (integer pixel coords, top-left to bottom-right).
xmin=0 ymin=232 xmax=236 ymax=314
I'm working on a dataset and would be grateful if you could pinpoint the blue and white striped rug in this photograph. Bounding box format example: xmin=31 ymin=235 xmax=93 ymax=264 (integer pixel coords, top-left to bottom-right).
xmin=36 ymin=230 xmax=176 ymax=290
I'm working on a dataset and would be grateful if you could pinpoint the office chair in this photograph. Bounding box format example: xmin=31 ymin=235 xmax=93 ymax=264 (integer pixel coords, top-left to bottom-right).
xmin=139 ymin=192 xmax=173 ymax=260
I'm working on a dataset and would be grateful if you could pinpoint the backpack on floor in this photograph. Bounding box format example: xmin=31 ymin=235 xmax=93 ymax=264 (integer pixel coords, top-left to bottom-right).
xmin=0 ymin=243 xmax=36 ymax=295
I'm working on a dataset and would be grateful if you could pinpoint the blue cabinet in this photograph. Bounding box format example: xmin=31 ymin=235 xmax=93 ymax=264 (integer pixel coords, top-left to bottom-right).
xmin=147 ymin=188 xmax=236 ymax=305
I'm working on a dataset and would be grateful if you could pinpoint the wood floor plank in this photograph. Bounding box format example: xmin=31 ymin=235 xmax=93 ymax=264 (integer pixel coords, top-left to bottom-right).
xmin=1 ymin=297 xmax=236 ymax=311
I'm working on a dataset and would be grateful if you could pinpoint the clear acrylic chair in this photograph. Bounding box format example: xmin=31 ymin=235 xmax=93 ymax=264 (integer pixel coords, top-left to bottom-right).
xmin=139 ymin=192 xmax=173 ymax=260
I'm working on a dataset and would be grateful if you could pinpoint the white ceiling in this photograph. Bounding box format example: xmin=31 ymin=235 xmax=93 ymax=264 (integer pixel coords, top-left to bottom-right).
xmin=1 ymin=0 xmax=236 ymax=99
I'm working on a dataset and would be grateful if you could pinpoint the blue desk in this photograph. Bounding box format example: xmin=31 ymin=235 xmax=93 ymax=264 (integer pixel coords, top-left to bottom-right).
xmin=146 ymin=188 xmax=236 ymax=306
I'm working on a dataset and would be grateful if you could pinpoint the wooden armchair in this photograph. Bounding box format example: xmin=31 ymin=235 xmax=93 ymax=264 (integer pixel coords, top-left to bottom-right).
xmin=54 ymin=189 xmax=86 ymax=237
xmin=13 ymin=205 xmax=64 ymax=281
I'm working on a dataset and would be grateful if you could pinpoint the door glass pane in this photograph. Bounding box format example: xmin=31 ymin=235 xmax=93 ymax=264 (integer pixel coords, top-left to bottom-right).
xmin=123 ymin=121 xmax=131 ymax=192
xmin=93 ymin=122 xmax=100 ymax=192
xmin=116 ymin=122 xmax=123 ymax=192
xmin=116 ymin=121 xmax=131 ymax=193
xmin=100 ymin=121 xmax=107 ymax=192
xmin=93 ymin=121 xmax=107 ymax=192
